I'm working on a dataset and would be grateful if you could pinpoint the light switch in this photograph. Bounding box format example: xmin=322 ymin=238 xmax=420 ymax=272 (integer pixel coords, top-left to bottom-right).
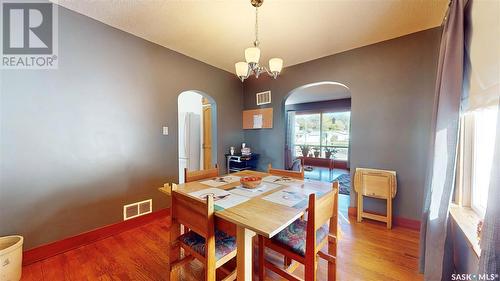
xmin=162 ymin=126 xmax=169 ymax=135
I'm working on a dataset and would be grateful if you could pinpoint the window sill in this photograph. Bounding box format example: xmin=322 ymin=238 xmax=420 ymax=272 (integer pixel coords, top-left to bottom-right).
xmin=449 ymin=204 xmax=481 ymax=257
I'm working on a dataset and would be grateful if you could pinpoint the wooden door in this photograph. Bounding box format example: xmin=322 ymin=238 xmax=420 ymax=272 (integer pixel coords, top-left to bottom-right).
xmin=202 ymin=99 xmax=212 ymax=169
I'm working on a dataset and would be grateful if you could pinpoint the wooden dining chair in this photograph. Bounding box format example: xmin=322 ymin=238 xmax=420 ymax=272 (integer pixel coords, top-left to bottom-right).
xmin=267 ymin=163 xmax=305 ymax=179
xmin=184 ymin=164 xmax=219 ymax=183
xmin=168 ymin=184 xmax=237 ymax=281
xmin=268 ymin=162 xmax=306 ymax=267
xmin=258 ymin=181 xmax=339 ymax=281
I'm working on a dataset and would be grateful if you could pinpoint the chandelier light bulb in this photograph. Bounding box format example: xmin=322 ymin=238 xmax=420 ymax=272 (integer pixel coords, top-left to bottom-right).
xmin=269 ymin=58 xmax=283 ymax=74
xmin=245 ymin=47 xmax=261 ymax=64
xmin=235 ymin=62 xmax=249 ymax=78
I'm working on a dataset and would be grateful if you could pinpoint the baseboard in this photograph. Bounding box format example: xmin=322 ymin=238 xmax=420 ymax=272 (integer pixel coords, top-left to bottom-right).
xmin=347 ymin=207 xmax=421 ymax=231
xmin=23 ymin=208 xmax=170 ymax=266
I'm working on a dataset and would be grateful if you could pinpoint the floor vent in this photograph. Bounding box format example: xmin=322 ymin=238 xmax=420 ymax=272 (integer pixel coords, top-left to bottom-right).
xmin=256 ymin=91 xmax=271 ymax=105
xmin=123 ymin=199 xmax=152 ymax=220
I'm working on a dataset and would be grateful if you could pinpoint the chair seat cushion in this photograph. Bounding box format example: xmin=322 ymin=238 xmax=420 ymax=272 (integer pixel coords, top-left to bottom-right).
xmin=179 ymin=230 xmax=236 ymax=260
xmin=271 ymin=219 xmax=329 ymax=256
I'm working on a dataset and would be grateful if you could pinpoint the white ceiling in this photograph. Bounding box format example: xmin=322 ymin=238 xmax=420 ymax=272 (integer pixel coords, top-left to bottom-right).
xmin=52 ymin=0 xmax=448 ymax=73
xmin=285 ymin=82 xmax=351 ymax=105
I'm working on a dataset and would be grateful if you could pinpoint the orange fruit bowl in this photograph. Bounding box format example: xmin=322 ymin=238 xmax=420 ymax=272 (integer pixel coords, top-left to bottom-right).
xmin=240 ymin=176 xmax=262 ymax=189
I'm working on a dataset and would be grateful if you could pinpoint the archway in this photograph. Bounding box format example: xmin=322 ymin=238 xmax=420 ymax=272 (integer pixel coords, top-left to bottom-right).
xmin=283 ymin=81 xmax=352 ymax=195
xmin=178 ymin=90 xmax=217 ymax=183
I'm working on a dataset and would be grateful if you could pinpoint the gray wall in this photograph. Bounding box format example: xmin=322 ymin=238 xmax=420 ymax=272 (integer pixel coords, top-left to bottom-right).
xmin=0 ymin=7 xmax=243 ymax=249
xmin=242 ymin=28 xmax=442 ymax=220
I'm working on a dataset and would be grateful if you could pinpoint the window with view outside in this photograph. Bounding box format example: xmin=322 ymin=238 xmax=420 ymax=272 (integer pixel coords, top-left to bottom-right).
xmin=470 ymin=106 xmax=498 ymax=217
xmin=293 ymin=111 xmax=350 ymax=161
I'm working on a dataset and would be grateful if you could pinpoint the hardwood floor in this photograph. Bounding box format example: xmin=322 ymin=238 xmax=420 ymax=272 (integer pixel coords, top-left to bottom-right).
xmin=22 ymin=206 xmax=422 ymax=281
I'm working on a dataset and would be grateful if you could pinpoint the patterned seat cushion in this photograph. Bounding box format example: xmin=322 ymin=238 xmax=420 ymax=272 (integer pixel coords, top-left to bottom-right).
xmin=179 ymin=230 xmax=236 ymax=260
xmin=271 ymin=219 xmax=329 ymax=256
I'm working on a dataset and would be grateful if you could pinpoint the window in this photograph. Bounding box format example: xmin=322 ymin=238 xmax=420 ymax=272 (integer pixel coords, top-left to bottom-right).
xmin=321 ymin=112 xmax=350 ymax=160
xmin=458 ymin=106 xmax=498 ymax=218
xmin=294 ymin=113 xmax=321 ymax=147
xmin=292 ymin=111 xmax=351 ymax=161
xmin=470 ymin=107 xmax=497 ymax=216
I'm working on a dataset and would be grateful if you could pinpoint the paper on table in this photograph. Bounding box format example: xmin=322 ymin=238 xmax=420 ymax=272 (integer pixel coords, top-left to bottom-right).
xmin=262 ymin=175 xmax=299 ymax=185
xmin=253 ymin=114 xmax=263 ymax=128
xmin=230 ymin=182 xmax=281 ymax=198
xmin=188 ymin=188 xmax=231 ymax=200
xmin=262 ymin=186 xmax=323 ymax=208
xmin=199 ymin=175 xmax=241 ymax=187
xmin=188 ymin=188 xmax=249 ymax=210
xmin=214 ymin=194 xmax=249 ymax=210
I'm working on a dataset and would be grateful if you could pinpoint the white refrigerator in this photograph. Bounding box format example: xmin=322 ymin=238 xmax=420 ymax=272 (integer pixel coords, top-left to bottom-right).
xmin=179 ymin=112 xmax=201 ymax=183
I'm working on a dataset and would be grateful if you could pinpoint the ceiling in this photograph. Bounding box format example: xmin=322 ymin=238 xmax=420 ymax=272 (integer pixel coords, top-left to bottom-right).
xmin=285 ymin=82 xmax=350 ymax=105
xmin=52 ymin=0 xmax=448 ymax=73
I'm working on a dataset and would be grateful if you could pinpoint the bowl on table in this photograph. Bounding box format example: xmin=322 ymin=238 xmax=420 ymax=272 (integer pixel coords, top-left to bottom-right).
xmin=240 ymin=176 xmax=262 ymax=189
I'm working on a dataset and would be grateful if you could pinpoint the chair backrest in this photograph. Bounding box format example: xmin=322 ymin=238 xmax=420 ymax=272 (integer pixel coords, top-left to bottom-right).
xmin=184 ymin=164 xmax=219 ymax=183
xmin=305 ymin=181 xmax=339 ymax=255
xmin=171 ymin=187 xmax=215 ymax=239
xmin=313 ymin=181 xmax=339 ymax=230
xmin=267 ymin=163 xmax=304 ymax=179
xmin=171 ymin=185 xmax=217 ymax=269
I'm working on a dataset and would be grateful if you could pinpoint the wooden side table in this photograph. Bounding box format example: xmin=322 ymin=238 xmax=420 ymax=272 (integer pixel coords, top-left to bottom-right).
xmin=354 ymin=168 xmax=397 ymax=229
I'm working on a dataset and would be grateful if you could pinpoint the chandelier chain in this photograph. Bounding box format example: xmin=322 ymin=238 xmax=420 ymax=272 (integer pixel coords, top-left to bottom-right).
xmin=254 ymin=7 xmax=259 ymax=46
xmin=235 ymin=0 xmax=282 ymax=82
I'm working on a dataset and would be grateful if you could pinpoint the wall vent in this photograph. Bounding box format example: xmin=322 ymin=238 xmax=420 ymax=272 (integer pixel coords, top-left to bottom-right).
xmin=256 ymin=91 xmax=271 ymax=105
xmin=123 ymin=199 xmax=152 ymax=220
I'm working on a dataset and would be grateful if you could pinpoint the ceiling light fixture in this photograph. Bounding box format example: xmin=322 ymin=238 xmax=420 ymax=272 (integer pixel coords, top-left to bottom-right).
xmin=235 ymin=0 xmax=283 ymax=82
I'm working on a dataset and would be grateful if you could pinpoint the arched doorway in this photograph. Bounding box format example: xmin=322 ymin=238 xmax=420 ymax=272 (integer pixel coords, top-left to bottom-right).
xmin=283 ymin=81 xmax=352 ymax=195
xmin=178 ymin=90 xmax=217 ymax=183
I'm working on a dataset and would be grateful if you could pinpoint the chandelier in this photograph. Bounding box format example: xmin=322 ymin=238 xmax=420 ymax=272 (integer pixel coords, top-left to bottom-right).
xmin=234 ymin=0 xmax=283 ymax=82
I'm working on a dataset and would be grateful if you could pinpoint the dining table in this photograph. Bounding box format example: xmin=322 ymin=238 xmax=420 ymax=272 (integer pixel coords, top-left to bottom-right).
xmin=159 ymin=170 xmax=335 ymax=281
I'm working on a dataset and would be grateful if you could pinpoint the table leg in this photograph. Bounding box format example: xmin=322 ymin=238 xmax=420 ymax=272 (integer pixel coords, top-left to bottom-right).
xmin=236 ymin=226 xmax=254 ymax=281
